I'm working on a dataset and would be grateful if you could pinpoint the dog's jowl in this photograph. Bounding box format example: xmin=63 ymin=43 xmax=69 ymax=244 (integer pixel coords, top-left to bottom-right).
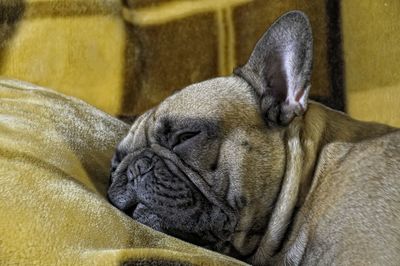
xmin=108 ymin=11 xmax=400 ymax=265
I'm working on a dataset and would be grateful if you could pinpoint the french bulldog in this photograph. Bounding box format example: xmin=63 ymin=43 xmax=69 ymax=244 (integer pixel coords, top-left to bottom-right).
xmin=108 ymin=11 xmax=400 ymax=265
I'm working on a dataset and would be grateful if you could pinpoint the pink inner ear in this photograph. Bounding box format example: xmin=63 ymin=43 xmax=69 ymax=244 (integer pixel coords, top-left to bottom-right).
xmin=295 ymin=87 xmax=306 ymax=102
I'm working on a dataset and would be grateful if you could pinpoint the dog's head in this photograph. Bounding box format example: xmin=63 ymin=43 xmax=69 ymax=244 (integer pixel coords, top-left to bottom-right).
xmin=108 ymin=11 xmax=312 ymax=258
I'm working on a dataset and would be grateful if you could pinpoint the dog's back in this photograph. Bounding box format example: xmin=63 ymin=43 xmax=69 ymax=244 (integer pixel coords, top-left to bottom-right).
xmin=301 ymin=115 xmax=400 ymax=265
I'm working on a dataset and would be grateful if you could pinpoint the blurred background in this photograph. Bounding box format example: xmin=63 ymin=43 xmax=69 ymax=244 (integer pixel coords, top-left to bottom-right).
xmin=0 ymin=0 xmax=399 ymax=127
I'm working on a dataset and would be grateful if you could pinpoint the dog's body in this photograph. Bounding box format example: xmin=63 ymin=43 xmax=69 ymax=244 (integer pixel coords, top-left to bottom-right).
xmin=257 ymin=102 xmax=400 ymax=265
xmin=108 ymin=11 xmax=400 ymax=265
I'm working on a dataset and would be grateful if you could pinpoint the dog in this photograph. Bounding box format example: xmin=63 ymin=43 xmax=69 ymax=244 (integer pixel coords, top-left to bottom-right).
xmin=108 ymin=11 xmax=400 ymax=265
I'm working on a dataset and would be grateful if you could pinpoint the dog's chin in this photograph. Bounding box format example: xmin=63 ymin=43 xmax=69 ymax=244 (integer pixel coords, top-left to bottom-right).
xmin=129 ymin=203 xmax=250 ymax=260
xmin=129 ymin=202 xmax=225 ymax=247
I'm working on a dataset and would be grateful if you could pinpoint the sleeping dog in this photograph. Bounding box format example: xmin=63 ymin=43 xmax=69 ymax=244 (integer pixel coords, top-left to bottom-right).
xmin=108 ymin=11 xmax=400 ymax=265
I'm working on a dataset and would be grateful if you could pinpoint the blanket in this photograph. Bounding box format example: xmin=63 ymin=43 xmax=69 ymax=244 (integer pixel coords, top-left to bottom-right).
xmin=0 ymin=79 xmax=247 ymax=265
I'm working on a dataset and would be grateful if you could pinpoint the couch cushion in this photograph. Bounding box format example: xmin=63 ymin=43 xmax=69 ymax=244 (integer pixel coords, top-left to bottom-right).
xmin=0 ymin=79 xmax=246 ymax=265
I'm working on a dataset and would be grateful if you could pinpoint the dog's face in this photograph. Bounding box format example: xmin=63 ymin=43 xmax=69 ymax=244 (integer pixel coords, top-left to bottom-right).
xmin=108 ymin=77 xmax=287 ymax=254
xmin=108 ymin=11 xmax=312 ymax=258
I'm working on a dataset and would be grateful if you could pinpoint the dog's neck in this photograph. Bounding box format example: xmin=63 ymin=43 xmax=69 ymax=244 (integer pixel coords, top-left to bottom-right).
xmin=299 ymin=101 xmax=396 ymax=206
xmin=250 ymin=101 xmax=395 ymax=265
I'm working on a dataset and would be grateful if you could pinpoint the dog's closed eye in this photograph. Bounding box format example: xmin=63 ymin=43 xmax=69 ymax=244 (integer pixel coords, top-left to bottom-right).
xmin=172 ymin=131 xmax=200 ymax=147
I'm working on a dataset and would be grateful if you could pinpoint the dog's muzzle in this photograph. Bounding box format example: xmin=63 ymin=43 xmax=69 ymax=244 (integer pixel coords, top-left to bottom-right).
xmin=108 ymin=144 xmax=238 ymax=247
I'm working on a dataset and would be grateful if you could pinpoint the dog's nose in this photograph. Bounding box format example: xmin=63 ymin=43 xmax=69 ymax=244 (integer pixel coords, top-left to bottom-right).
xmin=130 ymin=157 xmax=153 ymax=179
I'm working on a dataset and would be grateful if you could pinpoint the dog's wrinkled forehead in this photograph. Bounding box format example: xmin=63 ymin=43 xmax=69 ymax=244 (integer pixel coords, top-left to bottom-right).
xmin=117 ymin=76 xmax=261 ymax=155
xmin=154 ymin=76 xmax=259 ymax=123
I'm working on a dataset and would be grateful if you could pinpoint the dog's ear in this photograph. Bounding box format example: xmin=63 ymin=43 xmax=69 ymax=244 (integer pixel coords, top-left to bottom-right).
xmin=234 ymin=11 xmax=313 ymax=126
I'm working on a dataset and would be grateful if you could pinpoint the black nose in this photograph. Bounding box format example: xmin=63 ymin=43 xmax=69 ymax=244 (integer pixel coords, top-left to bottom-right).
xmin=131 ymin=157 xmax=153 ymax=177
